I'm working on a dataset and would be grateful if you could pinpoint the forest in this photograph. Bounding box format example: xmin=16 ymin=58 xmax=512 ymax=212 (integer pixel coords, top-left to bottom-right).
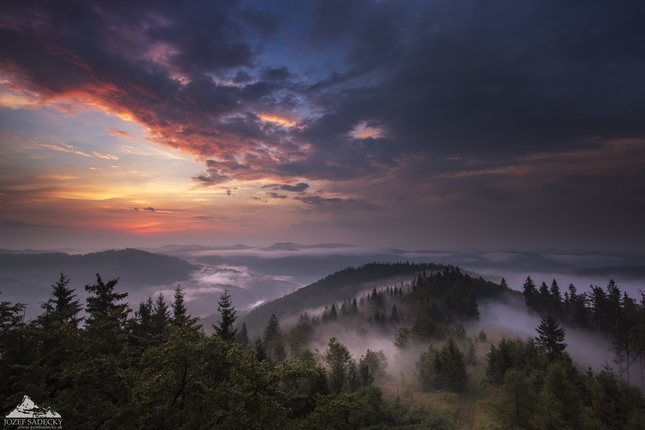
xmin=1 ymin=264 xmax=645 ymax=429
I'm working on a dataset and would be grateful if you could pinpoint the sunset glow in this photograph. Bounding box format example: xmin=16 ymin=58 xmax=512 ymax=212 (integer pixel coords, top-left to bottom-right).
xmin=0 ymin=0 xmax=644 ymax=252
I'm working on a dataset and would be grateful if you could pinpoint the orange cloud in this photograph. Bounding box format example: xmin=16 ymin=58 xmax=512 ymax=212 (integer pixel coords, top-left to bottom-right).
xmin=93 ymin=151 xmax=119 ymax=160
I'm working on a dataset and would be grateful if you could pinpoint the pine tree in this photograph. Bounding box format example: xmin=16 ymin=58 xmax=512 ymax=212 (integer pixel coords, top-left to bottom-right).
xmin=131 ymin=296 xmax=154 ymax=339
xmin=549 ymin=279 xmax=562 ymax=315
xmin=85 ymin=273 xmax=129 ymax=325
xmin=263 ymin=314 xmax=285 ymax=362
xmin=390 ymin=304 xmax=400 ymax=323
xmin=536 ymin=315 xmax=567 ymax=361
xmin=213 ymin=289 xmax=237 ymax=342
xmin=433 ymin=338 xmax=468 ymax=392
xmin=253 ymin=337 xmax=268 ymax=361
xmin=0 ymin=292 xmax=25 ymax=357
xmin=171 ymin=284 xmax=188 ymax=326
xmin=324 ymin=337 xmax=352 ymax=394
xmin=329 ymin=303 xmax=338 ymax=320
xmin=523 ymin=276 xmax=538 ymax=313
xmin=538 ymin=282 xmax=550 ymax=314
xmin=152 ymin=293 xmax=170 ymax=334
xmin=41 ymin=272 xmax=82 ymax=326
xmin=235 ymin=322 xmax=249 ymax=348
xmin=84 ymin=274 xmax=130 ymax=356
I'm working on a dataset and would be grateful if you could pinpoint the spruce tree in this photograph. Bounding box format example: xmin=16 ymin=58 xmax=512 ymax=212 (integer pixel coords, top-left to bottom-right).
xmin=536 ymin=315 xmax=567 ymax=361
xmin=213 ymin=289 xmax=237 ymax=342
xmin=522 ymin=276 xmax=538 ymax=313
xmin=85 ymin=273 xmax=129 ymax=325
xmin=433 ymin=338 xmax=467 ymax=392
xmin=235 ymin=322 xmax=249 ymax=347
xmin=152 ymin=293 xmax=170 ymax=334
xmin=263 ymin=314 xmax=286 ymax=362
xmin=390 ymin=304 xmax=400 ymax=323
xmin=171 ymin=284 xmax=188 ymax=326
xmin=41 ymin=272 xmax=82 ymax=326
xmin=324 ymin=337 xmax=352 ymax=394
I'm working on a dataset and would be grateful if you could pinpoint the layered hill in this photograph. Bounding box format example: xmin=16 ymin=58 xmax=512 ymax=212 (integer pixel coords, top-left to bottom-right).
xmin=241 ymin=262 xmax=446 ymax=334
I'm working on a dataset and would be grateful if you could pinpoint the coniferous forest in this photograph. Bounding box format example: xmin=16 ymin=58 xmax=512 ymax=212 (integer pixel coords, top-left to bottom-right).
xmin=1 ymin=265 xmax=645 ymax=429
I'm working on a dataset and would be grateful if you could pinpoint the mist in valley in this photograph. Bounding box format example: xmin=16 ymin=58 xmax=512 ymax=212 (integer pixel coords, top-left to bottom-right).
xmin=2 ymin=243 xmax=644 ymax=390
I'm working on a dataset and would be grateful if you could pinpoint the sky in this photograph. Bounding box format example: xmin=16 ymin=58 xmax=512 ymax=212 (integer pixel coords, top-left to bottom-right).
xmin=1 ymin=0 xmax=644 ymax=252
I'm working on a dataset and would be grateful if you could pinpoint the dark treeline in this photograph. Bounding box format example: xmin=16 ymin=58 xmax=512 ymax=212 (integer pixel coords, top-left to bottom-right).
xmin=0 ymin=272 xmax=451 ymax=429
xmin=523 ymin=276 xmax=645 ymax=384
xmin=242 ymin=262 xmax=446 ymax=334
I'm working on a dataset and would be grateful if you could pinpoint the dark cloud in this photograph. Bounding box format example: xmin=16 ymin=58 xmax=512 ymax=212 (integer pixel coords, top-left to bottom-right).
xmin=295 ymin=195 xmax=377 ymax=212
xmin=0 ymin=0 xmax=643 ymax=188
xmin=266 ymin=192 xmax=287 ymax=199
xmin=0 ymin=220 xmax=49 ymax=228
xmin=280 ymin=182 xmax=309 ymax=192
xmin=193 ymin=216 xmax=215 ymax=221
xmin=261 ymin=66 xmax=291 ymax=82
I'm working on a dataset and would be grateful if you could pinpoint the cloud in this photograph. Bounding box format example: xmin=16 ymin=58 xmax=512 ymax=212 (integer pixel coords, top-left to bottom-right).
xmin=295 ymin=194 xmax=377 ymax=212
xmin=280 ymin=182 xmax=309 ymax=192
xmin=107 ymin=128 xmax=132 ymax=139
xmin=0 ymin=0 xmax=643 ymax=191
xmin=0 ymin=220 xmax=48 ymax=228
xmin=42 ymin=143 xmax=92 ymax=157
xmin=266 ymin=192 xmax=287 ymax=199
xmin=93 ymin=151 xmax=119 ymax=160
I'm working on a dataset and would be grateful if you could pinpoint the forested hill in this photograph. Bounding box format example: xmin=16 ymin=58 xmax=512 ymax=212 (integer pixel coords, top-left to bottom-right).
xmin=242 ymin=262 xmax=445 ymax=334
xmin=0 ymin=248 xmax=198 ymax=289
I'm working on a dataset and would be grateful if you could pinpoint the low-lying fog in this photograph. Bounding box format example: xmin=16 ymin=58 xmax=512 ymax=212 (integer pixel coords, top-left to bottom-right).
xmin=2 ymin=243 xmax=644 ymax=387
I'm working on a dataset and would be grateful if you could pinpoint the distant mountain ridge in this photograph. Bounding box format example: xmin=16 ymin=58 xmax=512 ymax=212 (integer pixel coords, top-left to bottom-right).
xmin=262 ymin=242 xmax=355 ymax=251
xmin=570 ymin=266 xmax=645 ymax=280
xmin=0 ymin=248 xmax=199 ymax=290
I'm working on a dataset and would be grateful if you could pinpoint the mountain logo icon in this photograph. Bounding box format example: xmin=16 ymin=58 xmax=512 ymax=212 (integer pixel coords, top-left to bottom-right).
xmin=5 ymin=395 xmax=61 ymax=418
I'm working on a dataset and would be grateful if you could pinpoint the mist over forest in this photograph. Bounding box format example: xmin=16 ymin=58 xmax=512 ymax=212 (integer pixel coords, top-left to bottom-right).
xmin=2 ymin=243 xmax=645 ymax=428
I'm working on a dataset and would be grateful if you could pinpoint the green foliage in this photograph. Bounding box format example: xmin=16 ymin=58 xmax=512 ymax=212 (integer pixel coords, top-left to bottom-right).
xmin=296 ymin=386 xmax=390 ymax=430
xmin=433 ymin=338 xmax=468 ymax=392
xmin=417 ymin=339 xmax=467 ymax=392
xmin=4 ymin=268 xmax=645 ymax=430
xmin=416 ymin=344 xmax=437 ymax=392
xmin=359 ymin=349 xmax=388 ymax=383
xmin=486 ymin=337 xmax=545 ymax=385
xmin=324 ymin=337 xmax=353 ymax=394
xmin=486 ymin=334 xmax=645 ymax=430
